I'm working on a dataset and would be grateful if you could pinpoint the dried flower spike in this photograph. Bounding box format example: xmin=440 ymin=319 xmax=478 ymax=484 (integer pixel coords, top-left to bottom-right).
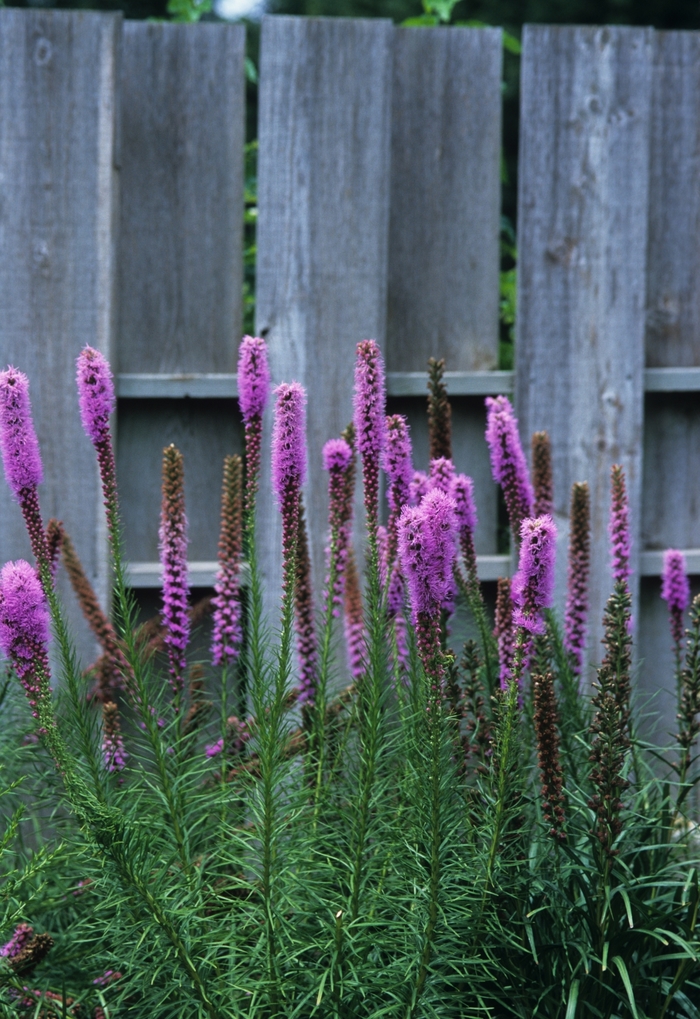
xmin=485 ymin=395 xmax=534 ymax=543
xmin=609 ymin=464 xmax=631 ymax=588
xmin=564 ymin=482 xmax=591 ymax=679
xmin=323 ymin=437 xmax=353 ymax=616
xmin=531 ymin=431 xmax=553 ymax=517
xmin=159 ymin=445 xmax=190 ymax=695
xmin=353 ymin=339 xmax=386 ymax=535
xmin=102 ymin=700 xmax=127 ymax=774
xmin=272 ymin=382 xmax=307 ymax=608
xmin=533 ymin=671 xmax=566 ymax=841
xmin=494 ymin=577 xmax=515 ymax=690
xmin=211 ymin=455 xmax=243 ymax=667
xmin=427 ymin=357 xmax=452 ymax=461
xmin=295 ymin=499 xmax=317 ymax=706
xmin=344 ymin=545 xmax=365 ymax=681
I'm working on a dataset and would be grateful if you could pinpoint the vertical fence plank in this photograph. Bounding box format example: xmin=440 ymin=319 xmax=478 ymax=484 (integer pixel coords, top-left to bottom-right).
xmin=638 ymin=32 xmax=700 ymax=738
xmin=516 ymin=25 xmax=653 ymax=674
xmin=256 ymin=15 xmax=394 ymax=614
xmin=117 ymin=22 xmax=246 ymax=569
xmin=0 ymin=9 xmax=120 ymax=665
xmin=387 ymin=26 xmax=503 ymax=560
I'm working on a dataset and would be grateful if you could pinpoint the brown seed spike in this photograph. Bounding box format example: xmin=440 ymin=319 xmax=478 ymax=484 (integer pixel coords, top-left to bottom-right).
xmin=427 ymin=357 xmax=452 ymax=462
xmin=9 ymin=932 xmax=54 ymax=976
xmin=531 ymin=431 xmax=553 ymax=517
xmin=533 ymin=672 xmax=566 ymax=841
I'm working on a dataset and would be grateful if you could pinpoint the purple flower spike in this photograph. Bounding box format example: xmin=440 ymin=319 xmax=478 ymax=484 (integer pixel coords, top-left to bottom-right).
xmin=237 ymin=336 xmax=270 ymax=424
xmin=512 ymin=515 xmax=557 ymax=636
xmin=383 ymin=415 xmax=413 ymax=514
xmin=159 ymin=446 xmax=190 ymax=696
xmin=662 ymin=548 xmax=690 ymax=650
xmin=451 ymin=474 xmax=478 ymax=534
xmin=397 ymin=489 xmax=458 ymax=620
xmin=322 ymin=437 xmax=354 ymax=617
xmin=564 ymin=482 xmax=590 ymax=679
xmin=271 ymin=383 xmax=307 ymax=510
xmin=410 ymin=470 xmax=429 ymax=506
xmin=0 ymin=560 xmax=51 ymax=719
xmin=205 ymin=737 xmax=224 ymax=758
xmin=0 ymin=368 xmax=43 ymax=498
xmin=323 ymin=438 xmax=352 ymax=473
xmin=102 ymin=701 xmax=127 ymax=774
xmin=1 ymin=924 xmax=34 ymax=960
xmin=353 ymin=340 xmax=386 ymax=533
xmin=485 ymin=395 xmax=534 ymax=540
xmin=609 ymin=465 xmax=631 ymax=588
xmin=76 ymin=347 xmax=115 ymax=446
xmin=429 ymin=457 xmax=455 ymax=495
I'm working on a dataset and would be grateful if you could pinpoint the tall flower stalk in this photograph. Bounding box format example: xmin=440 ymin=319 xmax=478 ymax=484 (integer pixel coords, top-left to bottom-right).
xmin=564 ymin=482 xmax=591 ymax=680
xmin=427 ymin=357 xmax=452 ymax=462
xmin=0 ymin=560 xmax=52 ymax=726
xmin=353 ymin=339 xmax=386 ymax=541
xmin=294 ymin=499 xmax=317 ymax=707
xmin=661 ymin=548 xmax=690 ymax=686
xmin=485 ymin=396 xmax=534 ymax=546
xmin=609 ymin=464 xmax=631 ymax=589
xmin=76 ymin=347 xmax=119 ymax=548
xmin=159 ymin=445 xmax=190 ymax=698
xmin=533 ymin=671 xmax=566 ymax=841
xmin=494 ymin=577 xmax=515 ymax=691
xmin=211 ymin=455 xmax=243 ymax=668
xmin=510 ymin=515 xmax=556 ymax=685
xmin=237 ymin=336 xmax=270 ymax=529
xmin=531 ymin=431 xmax=554 ymax=517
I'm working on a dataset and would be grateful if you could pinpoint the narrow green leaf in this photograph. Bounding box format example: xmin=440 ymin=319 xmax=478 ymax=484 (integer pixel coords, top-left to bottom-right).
xmin=565 ymin=979 xmax=579 ymax=1019
xmin=612 ymin=956 xmax=639 ymax=1019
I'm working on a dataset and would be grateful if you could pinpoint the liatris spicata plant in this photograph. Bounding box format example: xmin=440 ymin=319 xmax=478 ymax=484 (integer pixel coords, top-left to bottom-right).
xmin=512 ymin=515 xmax=557 ymax=638
xmin=211 ymin=455 xmax=243 ymax=667
xmin=410 ymin=469 xmax=429 ymax=506
xmin=237 ymin=335 xmax=270 ymax=521
xmin=383 ymin=414 xmax=413 ymax=560
xmin=429 ymin=456 xmax=455 ymax=496
xmin=353 ymin=339 xmax=386 ymax=537
xmin=46 ymin=518 xmax=64 ymax=579
xmin=0 ymin=368 xmax=50 ymax=570
xmin=1 ymin=923 xmax=34 ymax=960
xmin=609 ymin=463 xmax=631 ymax=588
xmin=294 ymin=499 xmax=317 ymax=706
xmin=0 ymin=560 xmax=51 ymax=722
xmin=272 ymin=382 xmax=307 ymax=606
xmin=661 ymin=548 xmax=690 ymax=675
xmin=322 ymin=437 xmax=353 ymax=615
xmin=531 ymin=431 xmax=554 ymax=517
xmin=485 ymin=395 xmax=534 ymax=544
xmin=344 ymin=546 xmax=365 ymax=680
xmin=451 ymin=473 xmax=478 ymax=587
xmin=564 ymin=481 xmax=591 ymax=679
xmin=427 ymin=356 xmax=452 ymax=461
xmin=533 ymin=672 xmax=566 ymax=841
xmin=159 ymin=445 xmax=190 ymax=696
xmin=101 ymin=700 xmax=127 ymax=775
xmin=76 ymin=347 xmax=118 ymax=543
xmin=677 ymin=594 xmax=700 ymax=794
xmin=494 ymin=576 xmax=515 ymax=689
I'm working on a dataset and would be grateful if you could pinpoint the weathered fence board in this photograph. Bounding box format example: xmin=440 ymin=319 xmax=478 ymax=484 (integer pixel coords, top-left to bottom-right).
xmin=255 ymin=15 xmax=394 ymax=611
xmin=516 ymin=25 xmax=653 ymax=673
xmin=118 ymin=21 xmax=245 ymax=374
xmin=0 ymin=8 xmax=120 ymax=664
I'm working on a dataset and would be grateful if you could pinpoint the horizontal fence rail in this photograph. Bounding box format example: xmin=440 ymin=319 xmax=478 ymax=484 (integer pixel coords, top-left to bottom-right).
xmin=0 ymin=11 xmax=698 ymax=739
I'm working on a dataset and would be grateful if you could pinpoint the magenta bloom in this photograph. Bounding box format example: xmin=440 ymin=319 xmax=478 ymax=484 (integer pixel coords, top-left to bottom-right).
xmin=237 ymin=336 xmax=270 ymax=424
xmin=397 ymin=489 xmax=458 ymax=620
xmin=159 ymin=447 xmax=189 ymax=694
xmin=0 ymin=560 xmax=51 ymax=719
xmin=323 ymin=438 xmax=352 ymax=473
xmin=451 ymin=474 xmax=478 ymax=534
xmin=1 ymin=924 xmax=34 ymax=960
xmin=383 ymin=415 xmax=413 ymax=513
xmin=609 ymin=465 xmax=631 ymax=587
xmin=429 ymin=457 xmax=455 ymax=495
xmin=512 ymin=515 xmax=556 ymax=635
xmin=0 ymin=368 xmax=43 ymax=498
xmin=205 ymin=737 xmax=224 ymax=758
xmin=485 ymin=396 xmax=534 ymax=538
xmin=271 ymin=383 xmax=307 ymax=509
xmin=662 ymin=548 xmax=690 ymax=649
xmin=76 ymin=347 xmax=115 ymax=446
xmin=410 ymin=470 xmax=429 ymax=506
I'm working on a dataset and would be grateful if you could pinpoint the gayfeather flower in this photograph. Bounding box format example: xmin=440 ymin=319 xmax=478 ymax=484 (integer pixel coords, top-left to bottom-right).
xmin=0 ymin=369 xmax=49 ymax=569
xmin=101 ymin=700 xmax=127 ymax=774
xmin=609 ymin=464 xmax=631 ymax=588
xmin=398 ymin=489 xmax=458 ymax=621
xmin=429 ymin=456 xmax=456 ymax=495
xmin=76 ymin=348 xmax=119 ymax=542
xmin=353 ymin=339 xmax=386 ymax=534
xmin=237 ymin=336 xmax=270 ymax=519
xmin=295 ymin=500 xmax=318 ymax=706
xmin=0 ymin=560 xmax=51 ymax=720
xmin=564 ymin=482 xmax=590 ymax=678
xmin=383 ymin=415 xmax=413 ymax=563
xmin=344 ymin=546 xmax=365 ymax=681
xmin=451 ymin=473 xmax=478 ymax=585
xmin=322 ymin=436 xmax=354 ymax=616
xmin=159 ymin=445 xmax=190 ymax=695
xmin=211 ymin=455 xmax=243 ymax=667
xmin=661 ymin=548 xmax=690 ymax=656
xmin=272 ymin=383 xmax=307 ymax=605
xmin=531 ymin=431 xmax=554 ymax=517
xmin=485 ymin=395 xmax=534 ymax=542
xmin=512 ymin=515 xmax=557 ymax=635
xmin=533 ymin=671 xmax=566 ymax=841
xmin=0 ymin=924 xmax=34 ymax=960
xmin=410 ymin=470 xmax=429 ymax=506
xmin=377 ymin=525 xmax=389 ymax=590
xmin=494 ymin=577 xmax=515 ymax=689
xmin=427 ymin=357 xmax=452 ymax=461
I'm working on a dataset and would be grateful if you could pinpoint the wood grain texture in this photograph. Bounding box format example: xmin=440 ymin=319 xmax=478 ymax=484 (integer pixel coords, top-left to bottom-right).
xmin=646 ymin=31 xmax=700 ymax=368
xmin=255 ymin=15 xmax=394 ymax=616
xmin=642 ymin=393 xmax=700 ymax=550
xmin=515 ymin=25 xmax=652 ymax=668
xmin=0 ymin=9 xmax=120 ymax=666
xmin=117 ymin=399 xmax=243 ymax=563
xmin=118 ymin=21 xmax=245 ymax=373
xmin=387 ymin=27 xmax=501 ymax=372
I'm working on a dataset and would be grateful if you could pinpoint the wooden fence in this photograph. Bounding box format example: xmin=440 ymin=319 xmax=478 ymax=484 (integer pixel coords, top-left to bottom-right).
xmin=0 ymin=10 xmax=697 ymax=740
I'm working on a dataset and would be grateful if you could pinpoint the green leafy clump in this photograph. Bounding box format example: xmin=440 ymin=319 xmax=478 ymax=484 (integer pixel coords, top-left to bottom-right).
xmin=0 ymin=348 xmax=696 ymax=1019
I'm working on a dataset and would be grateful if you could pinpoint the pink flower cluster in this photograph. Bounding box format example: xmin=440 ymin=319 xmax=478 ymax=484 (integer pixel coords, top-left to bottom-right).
xmin=271 ymin=383 xmax=307 ymax=508
xmin=76 ymin=347 xmax=115 ymax=446
xmin=237 ymin=336 xmax=270 ymax=424
xmin=662 ymin=548 xmax=690 ymax=648
xmin=0 ymin=369 xmax=43 ymax=499
xmin=485 ymin=395 xmax=534 ymax=537
xmin=397 ymin=489 xmax=458 ymax=620
xmin=512 ymin=515 xmax=557 ymax=636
